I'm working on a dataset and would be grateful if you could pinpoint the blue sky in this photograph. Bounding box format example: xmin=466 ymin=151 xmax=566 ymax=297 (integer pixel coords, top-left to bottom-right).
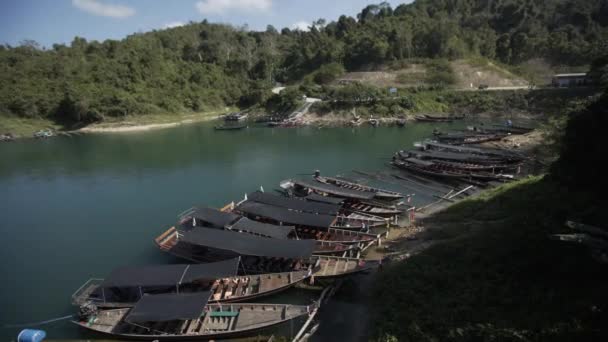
xmin=0 ymin=0 xmax=412 ymax=47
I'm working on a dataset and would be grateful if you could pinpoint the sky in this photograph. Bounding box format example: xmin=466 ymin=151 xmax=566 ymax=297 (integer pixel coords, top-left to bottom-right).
xmin=0 ymin=0 xmax=413 ymax=47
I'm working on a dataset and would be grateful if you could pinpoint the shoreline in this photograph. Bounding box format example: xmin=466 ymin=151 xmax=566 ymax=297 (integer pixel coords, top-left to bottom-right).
xmin=76 ymin=113 xmax=221 ymax=134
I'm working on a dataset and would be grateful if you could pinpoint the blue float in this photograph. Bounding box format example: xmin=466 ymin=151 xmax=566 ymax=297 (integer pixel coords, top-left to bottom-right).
xmin=17 ymin=329 xmax=46 ymax=342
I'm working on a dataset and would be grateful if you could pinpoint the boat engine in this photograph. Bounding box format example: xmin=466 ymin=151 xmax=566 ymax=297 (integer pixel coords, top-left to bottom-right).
xmin=78 ymin=302 xmax=98 ymax=321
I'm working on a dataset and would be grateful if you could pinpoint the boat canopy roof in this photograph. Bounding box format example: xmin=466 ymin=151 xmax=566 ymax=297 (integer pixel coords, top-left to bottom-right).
xmin=237 ymin=201 xmax=336 ymax=229
xmin=304 ymin=193 xmax=345 ymax=205
xmin=125 ymin=293 xmax=210 ymax=323
xmin=228 ymin=217 xmax=294 ymax=239
xmin=404 ymin=158 xmax=435 ymax=167
xmin=188 ymin=207 xmax=240 ymax=228
xmin=294 ymin=179 xmax=376 ymax=200
xmin=180 ymin=228 xmax=315 ymax=258
xmin=99 ymin=259 xmax=240 ymax=288
xmin=248 ymin=191 xmax=340 ymax=215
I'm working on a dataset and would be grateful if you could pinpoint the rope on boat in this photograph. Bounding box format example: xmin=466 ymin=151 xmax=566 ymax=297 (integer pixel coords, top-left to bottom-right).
xmin=1 ymin=314 xmax=74 ymax=328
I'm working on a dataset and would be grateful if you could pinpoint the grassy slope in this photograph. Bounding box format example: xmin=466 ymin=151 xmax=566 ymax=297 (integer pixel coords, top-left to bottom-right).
xmin=371 ymin=176 xmax=608 ymax=341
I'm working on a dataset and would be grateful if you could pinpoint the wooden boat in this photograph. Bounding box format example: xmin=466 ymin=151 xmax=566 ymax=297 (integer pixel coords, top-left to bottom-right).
xmin=74 ymin=293 xmax=312 ymax=341
xmin=156 ymin=227 xmax=376 ymax=278
xmin=214 ymin=124 xmax=247 ymax=131
xmin=71 ymin=259 xmax=311 ymax=308
xmin=415 ymin=115 xmax=452 ymax=123
xmin=398 ymin=150 xmax=519 ymax=166
xmin=437 ymin=133 xmax=506 ymax=145
xmin=313 ymin=174 xmax=404 ymax=201
xmin=425 ymin=114 xmax=464 ymax=120
xmin=281 ymin=179 xmax=404 ymax=218
xmin=393 ymin=158 xmax=513 ymax=182
xmin=179 ymin=207 xmax=382 ymax=246
xmin=235 ymin=199 xmax=387 ymax=231
xmin=241 ymin=191 xmax=389 ymax=229
xmin=417 ymin=141 xmax=526 ymax=161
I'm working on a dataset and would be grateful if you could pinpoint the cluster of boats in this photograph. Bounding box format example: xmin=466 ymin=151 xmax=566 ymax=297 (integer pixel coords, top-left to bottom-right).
xmin=392 ymin=141 xmax=527 ymax=185
xmin=71 ymin=172 xmax=407 ymax=340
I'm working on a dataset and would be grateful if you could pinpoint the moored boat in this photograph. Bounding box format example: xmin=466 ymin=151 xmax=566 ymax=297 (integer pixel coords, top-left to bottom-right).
xmin=281 ymin=179 xmax=404 ymax=217
xmin=74 ymin=292 xmax=312 ymax=341
xmin=71 ymin=258 xmax=311 ymax=308
xmin=393 ymin=157 xmax=514 ymax=182
xmin=178 ymin=206 xmax=383 ymax=246
xmin=214 ymin=124 xmax=247 ymax=131
xmin=313 ymin=174 xmax=405 ymax=201
xmin=155 ymin=227 xmax=377 ymax=278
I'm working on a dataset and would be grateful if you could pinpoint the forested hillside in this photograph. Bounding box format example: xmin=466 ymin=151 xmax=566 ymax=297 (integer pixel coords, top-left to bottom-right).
xmin=1 ymin=0 xmax=607 ymax=125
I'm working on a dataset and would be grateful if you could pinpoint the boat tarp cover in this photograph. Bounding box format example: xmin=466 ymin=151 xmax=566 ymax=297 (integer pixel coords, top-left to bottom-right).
xmin=228 ymin=217 xmax=294 ymax=239
xmin=304 ymin=193 xmax=345 ymax=205
xmin=248 ymin=191 xmax=340 ymax=215
xmin=180 ymin=228 xmax=315 ymax=258
xmin=404 ymin=158 xmax=435 ymax=167
xmin=404 ymin=150 xmax=497 ymax=162
xmin=126 ymin=293 xmax=210 ymax=323
xmin=189 ymin=207 xmax=240 ymax=227
xmin=294 ymin=179 xmax=376 ymax=200
xmin=99 ymin=259 xmax=240 ymax=288
xmin=237 ymin=201 xmax=335 ymax=229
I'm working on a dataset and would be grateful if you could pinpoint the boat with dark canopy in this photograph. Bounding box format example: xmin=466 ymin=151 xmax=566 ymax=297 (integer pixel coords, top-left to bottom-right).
xmin=156 ymin=228 xmax=376 ymax=278
xmin=71 ymin=258 xmax=311 ymax=308
xmin=236 ymin=199 xmax=386 ymax=231
xmin=417 ymin=141 xmax=526 ymax=161
xmin=281 ymin=179 xmax=403 ymax=217
xmin=393 ymin=158 xmax=514 ymax=182
xmin=177 ymin=207 xmax=381 ymax=248
xmin=74 ymin=292 xmax=312 ymax=341
xmin=396 ymin=151 xmax=516 ymax=171
xmin=243 ymin=191 xmax=387 ymax=229
xmin=399 ymin=150 xmax=519 ymax=166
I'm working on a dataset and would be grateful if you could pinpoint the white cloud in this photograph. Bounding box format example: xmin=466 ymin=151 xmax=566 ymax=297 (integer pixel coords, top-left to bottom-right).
xmin=72 ymin=0 xmax=135 ymax=18
xmin=195 ymin=0 xmax=272 ymax=14
xmin=163 ymin=21 xmax=186 ymax=29
xmin=291 ymin=21 xmax=310 ymax=31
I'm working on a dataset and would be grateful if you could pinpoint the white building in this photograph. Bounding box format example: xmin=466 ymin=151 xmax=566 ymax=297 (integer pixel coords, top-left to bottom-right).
xmin=551 ymin=73 xmax=588 ymax=88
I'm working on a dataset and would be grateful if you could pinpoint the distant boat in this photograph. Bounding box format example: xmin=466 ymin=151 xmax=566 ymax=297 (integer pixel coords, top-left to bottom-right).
xmin=224 ymin=112 xmax=248 ymax=121
xmin=33 ymin=129 xmax=55 ymax=139
xmin=368 ymin=116 xmax=379 ymax=126
xmin=214 ymin=124 xmax=247 ymax=131
xmin=0 ymin=133 xmax=15 ymax=142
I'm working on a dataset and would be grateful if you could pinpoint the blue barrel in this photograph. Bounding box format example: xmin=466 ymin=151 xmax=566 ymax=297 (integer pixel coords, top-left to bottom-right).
xmin=17 ymin=329 xmax=46 ymax=342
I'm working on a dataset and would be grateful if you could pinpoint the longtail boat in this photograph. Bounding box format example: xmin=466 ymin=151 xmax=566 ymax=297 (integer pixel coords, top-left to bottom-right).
xmin=313 ymin=175 xmax=404 ymax=201
xmin=179 ymin=207 xmax=382 ymax=246
xmin=235 ymin=199 xmax=387 ymax=230
xmin=436 ymin=133 xmax=506 ymax=145
xmin=280 ymin=179 xmax=404 ymax=217
xmin=396 ymin=151 xmax=515 ymax=171
xmin=214 ymin=124 xmax=247 ymax=131
xmin=415 ymin=115 xmax=453 ymax=123
xmin=155 ymin=227 xmax=377 ymax=278
xmin=71 ymin=258 xmax=310 ymax=308
xmin=393 ymin=158 xmax=514 ymax=182
xmin=74 ymin=293 xmax=312 ymax=341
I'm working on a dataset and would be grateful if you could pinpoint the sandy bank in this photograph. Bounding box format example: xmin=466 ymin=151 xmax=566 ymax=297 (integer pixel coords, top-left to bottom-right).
xmin=77 ymin=116 xmax=217 ymax=134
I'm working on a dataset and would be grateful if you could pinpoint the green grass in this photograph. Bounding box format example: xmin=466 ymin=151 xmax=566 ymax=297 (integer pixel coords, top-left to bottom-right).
xmin=371 ymin=176 xmax=608 ymax=341
xmin=0 ymin=115 xmax=64 ymax=137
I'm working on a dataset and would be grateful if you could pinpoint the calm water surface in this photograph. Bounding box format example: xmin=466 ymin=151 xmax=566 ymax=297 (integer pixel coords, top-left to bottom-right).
xmin=0 ymin=121 xmax=464 ymax=340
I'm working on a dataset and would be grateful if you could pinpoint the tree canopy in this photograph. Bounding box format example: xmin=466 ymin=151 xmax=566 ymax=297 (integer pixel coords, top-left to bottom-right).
xmin=1 ymin=0 xmax=606 ymax=125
